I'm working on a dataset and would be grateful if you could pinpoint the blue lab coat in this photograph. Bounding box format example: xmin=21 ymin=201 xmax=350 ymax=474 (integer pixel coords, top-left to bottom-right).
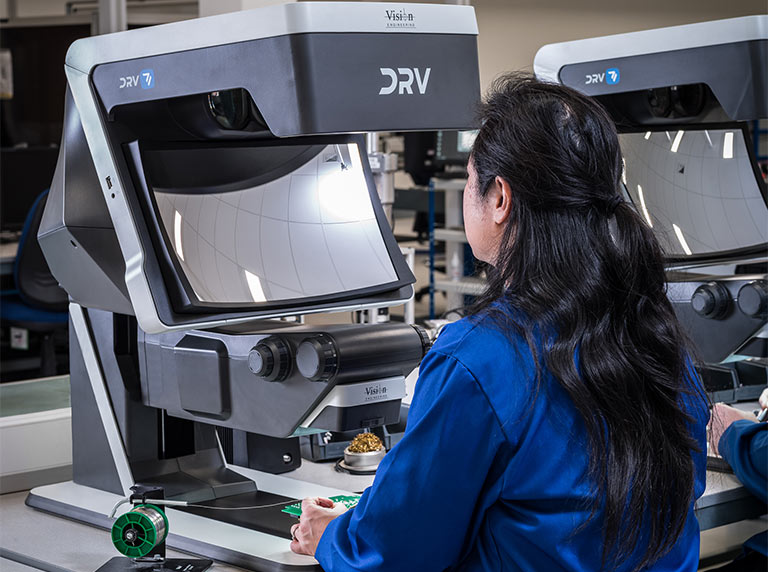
xmin=315 ymin=313 xmax=709 ymax=571
xmin=718 ymin=420 xmax=768 ymax=556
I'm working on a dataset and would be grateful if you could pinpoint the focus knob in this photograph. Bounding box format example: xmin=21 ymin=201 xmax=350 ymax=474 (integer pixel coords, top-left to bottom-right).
xmin=248 ymin=337 xmax=291 ymax=382
xmin=691 ymin=282 xmax=730 ymax=319
xmin=248 ymin=345 xmax=273 ymax=377
xmin=296 ymin=335 xmax=338 ymax=382
xmin=412 ymin=325 xmax=432 ymax=357
xmin=737 ymin=280 xmax=768 ymax=318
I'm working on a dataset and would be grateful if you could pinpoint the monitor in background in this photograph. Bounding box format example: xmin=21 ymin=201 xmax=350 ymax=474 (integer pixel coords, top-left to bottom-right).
xmin=402 ymin=131 xmax=437 ymax=186
xmin=435 ymin=129 xmax=477 ymax=166
xmin=403 ymin=130 xmax=477 ymax=185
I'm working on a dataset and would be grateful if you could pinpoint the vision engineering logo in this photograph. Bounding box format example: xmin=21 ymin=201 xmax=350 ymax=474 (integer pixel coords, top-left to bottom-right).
xmin=585 ymin=67 xmax=620 ymax=85
xmin=364 ymin=384 xmax=388 ymax=402
xmin=385 ymin=7 xmax=415 ymax=28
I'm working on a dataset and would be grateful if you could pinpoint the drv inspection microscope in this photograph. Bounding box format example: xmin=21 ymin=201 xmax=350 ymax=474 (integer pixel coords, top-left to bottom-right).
xmin=536 ymin=16 xmax=768 ymax=402
xmin=26 ymin=3 xmax=481 ymax=570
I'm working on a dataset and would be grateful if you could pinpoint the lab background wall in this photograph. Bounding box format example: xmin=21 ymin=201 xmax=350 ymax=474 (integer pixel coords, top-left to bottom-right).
xmin=469 ymin=0 xmax=766 ymax=90
xmin=3 ymin=1 xmax=766 ymax=82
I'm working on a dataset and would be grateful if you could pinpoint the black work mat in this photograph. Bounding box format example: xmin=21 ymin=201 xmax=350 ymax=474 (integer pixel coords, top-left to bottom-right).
xmin=96 ymin=557 xmax=213 ymax=572
xmin=174 ymin=490 xmax=298 ymax=540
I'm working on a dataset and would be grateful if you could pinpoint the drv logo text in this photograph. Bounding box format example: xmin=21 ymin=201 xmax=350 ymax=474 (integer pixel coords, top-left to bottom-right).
xmin=120 ymin=69 xmax=155 ymax=89
xmin=379 ymin=67 xmax=431 ymax=95
xmin=585 ymin=68 xmax=620 ymax=85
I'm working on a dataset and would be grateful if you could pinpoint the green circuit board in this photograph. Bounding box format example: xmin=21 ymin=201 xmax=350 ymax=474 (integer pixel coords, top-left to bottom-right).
xmin=282 ymin=495 xmax=361 ymax=518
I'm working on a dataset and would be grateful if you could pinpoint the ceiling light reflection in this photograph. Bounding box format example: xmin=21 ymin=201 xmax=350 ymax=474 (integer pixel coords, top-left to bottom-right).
xmin=637 ymin=185 xmax=653 ymax=228
xmin=670 ymin=130 xmax=684 ymax=153
xmin=244 ymin=270 xmax=267 ymax=302
xmin=622 ymin=157 xmax=627 ymax=185
xmin=672 ymin=223 xmax=692 ymax=255
xmin=174 ymin=210 xmax=184 ymax=261
xmin=723 ymin=132 xmax=734 ymax=159
xmin=318 ymin=160 xmax=374 ymax=222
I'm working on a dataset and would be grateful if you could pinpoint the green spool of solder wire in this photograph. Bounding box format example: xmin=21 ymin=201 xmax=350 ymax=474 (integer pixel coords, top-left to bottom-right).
xmin=111 ymin=504 xmax=168 ymax=558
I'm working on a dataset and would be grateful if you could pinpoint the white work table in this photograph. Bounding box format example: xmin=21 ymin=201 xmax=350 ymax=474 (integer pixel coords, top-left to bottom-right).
xmin=0 ymin=490 xmax=247 ymax=572
xmin=2 ymin=460 xmax=766 ymax=572
xmin=1 ymin=375 xmax=765 ymax=570
xmin=0 ymin=459 xmax=375 ymax=572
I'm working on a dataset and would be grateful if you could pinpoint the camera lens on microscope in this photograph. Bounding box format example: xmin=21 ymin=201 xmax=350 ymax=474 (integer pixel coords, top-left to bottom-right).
xmin=647 ymin=87 xmax=672 ymax=118
xmin=671 ymin=84 xmax=706 ymax=117
xmin=207 ymin=88 xmax=251 ymax=130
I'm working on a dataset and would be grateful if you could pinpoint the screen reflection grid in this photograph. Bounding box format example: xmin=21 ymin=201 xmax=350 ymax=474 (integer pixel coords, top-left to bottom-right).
xmin=153 ymin=143 xmax=398 ymax=304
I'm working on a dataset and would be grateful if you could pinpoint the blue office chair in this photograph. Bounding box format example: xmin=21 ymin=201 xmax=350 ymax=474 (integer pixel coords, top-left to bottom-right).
xmin=1 ymin=189 xmax=68 ymax=377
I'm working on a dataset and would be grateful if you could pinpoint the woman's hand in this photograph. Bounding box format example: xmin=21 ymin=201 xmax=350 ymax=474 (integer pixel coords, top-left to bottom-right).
xmin=708 ymin=403 xmax=758 ymax=456
xmin=759 ymin=388 xmax=768 ymax=411
xmin=289 ymin=497 xmax=348 ymax=557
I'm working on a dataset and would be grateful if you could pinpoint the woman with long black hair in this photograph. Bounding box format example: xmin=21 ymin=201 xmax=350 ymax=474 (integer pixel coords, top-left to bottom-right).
xmin=289 ymin=73 xmax=710 ymax=571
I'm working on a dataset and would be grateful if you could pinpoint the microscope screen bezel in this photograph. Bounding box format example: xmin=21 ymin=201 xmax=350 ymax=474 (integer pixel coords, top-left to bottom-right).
xmin=124 ymin=134 xmax=415 ymax=315
xmin=618 ymin=121 xmax=767 ymax=265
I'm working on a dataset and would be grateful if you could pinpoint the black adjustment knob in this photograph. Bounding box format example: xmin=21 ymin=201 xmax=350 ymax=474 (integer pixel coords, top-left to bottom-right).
xmin=248 ymin=336 xmax=291 ymax=382
xmin=248 ymin=345 xmax=273 ymax=377
xmin=691 ymin=282 xmax=730 ymax=319
xmin=411 ymin=325 xmax=432 ymax=357
xmin=296 ymin=335 xmax=338 ymax=382
xmin=737 ymin=280 xmax=768 ymax=318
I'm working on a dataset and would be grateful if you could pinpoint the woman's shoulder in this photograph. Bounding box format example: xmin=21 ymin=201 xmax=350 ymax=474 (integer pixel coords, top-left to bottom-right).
xmin=421 ymin=310 xmax=540 ymax=439
xmin=431 ymin=307 xmax=526 ymax=356
xmin=429 ymin=310 xmax=538 ymax=391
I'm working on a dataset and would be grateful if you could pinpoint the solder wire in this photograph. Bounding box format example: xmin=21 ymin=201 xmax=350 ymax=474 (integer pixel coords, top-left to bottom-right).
xmin=112 ymin=497 xmax=320 ymax=517
xmin=183 ymin=500 xmax=301 ymax=511
xmin=130 ymin=505 xmax=167 ymax=543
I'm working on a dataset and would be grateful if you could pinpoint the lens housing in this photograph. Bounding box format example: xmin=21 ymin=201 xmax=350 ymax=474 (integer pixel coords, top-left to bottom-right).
xmin=207 ymin=88 xmax=252 ymax=130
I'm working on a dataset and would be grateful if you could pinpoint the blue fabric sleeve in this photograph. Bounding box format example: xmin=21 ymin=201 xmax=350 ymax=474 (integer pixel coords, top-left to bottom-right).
xmin=314 ymin=349 xmax=508 ymax=572
xmin=718 ymin=420 xmax=767 ymax=503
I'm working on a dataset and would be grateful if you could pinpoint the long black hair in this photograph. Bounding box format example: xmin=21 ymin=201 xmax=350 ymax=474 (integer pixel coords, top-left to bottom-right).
xmin=469 ymin=73 xmax=706 ymax=570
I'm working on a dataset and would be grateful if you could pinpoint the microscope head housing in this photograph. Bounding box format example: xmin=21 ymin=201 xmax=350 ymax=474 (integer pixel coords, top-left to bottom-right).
xmin=534 ymin=15 xmax=767 ymax=124
xmin=40 ymin=2 xmax=481 ymax=334
xmin=535 ymin=16 xmax=767 ymax=373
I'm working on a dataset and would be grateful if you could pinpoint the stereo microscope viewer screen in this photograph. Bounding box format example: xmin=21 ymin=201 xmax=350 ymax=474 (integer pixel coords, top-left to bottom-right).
xmin=620 ymin=127 xmax=767 ymax=259
xmin=132 ymin=139 xmax=404 ymax=307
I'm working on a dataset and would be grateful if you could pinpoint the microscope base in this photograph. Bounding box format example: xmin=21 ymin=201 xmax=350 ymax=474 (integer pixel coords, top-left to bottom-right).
xmin=26 ymin=467 xmax=354 ymax=572
xmin=96 ymin=557 xmax=213 ymax=572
